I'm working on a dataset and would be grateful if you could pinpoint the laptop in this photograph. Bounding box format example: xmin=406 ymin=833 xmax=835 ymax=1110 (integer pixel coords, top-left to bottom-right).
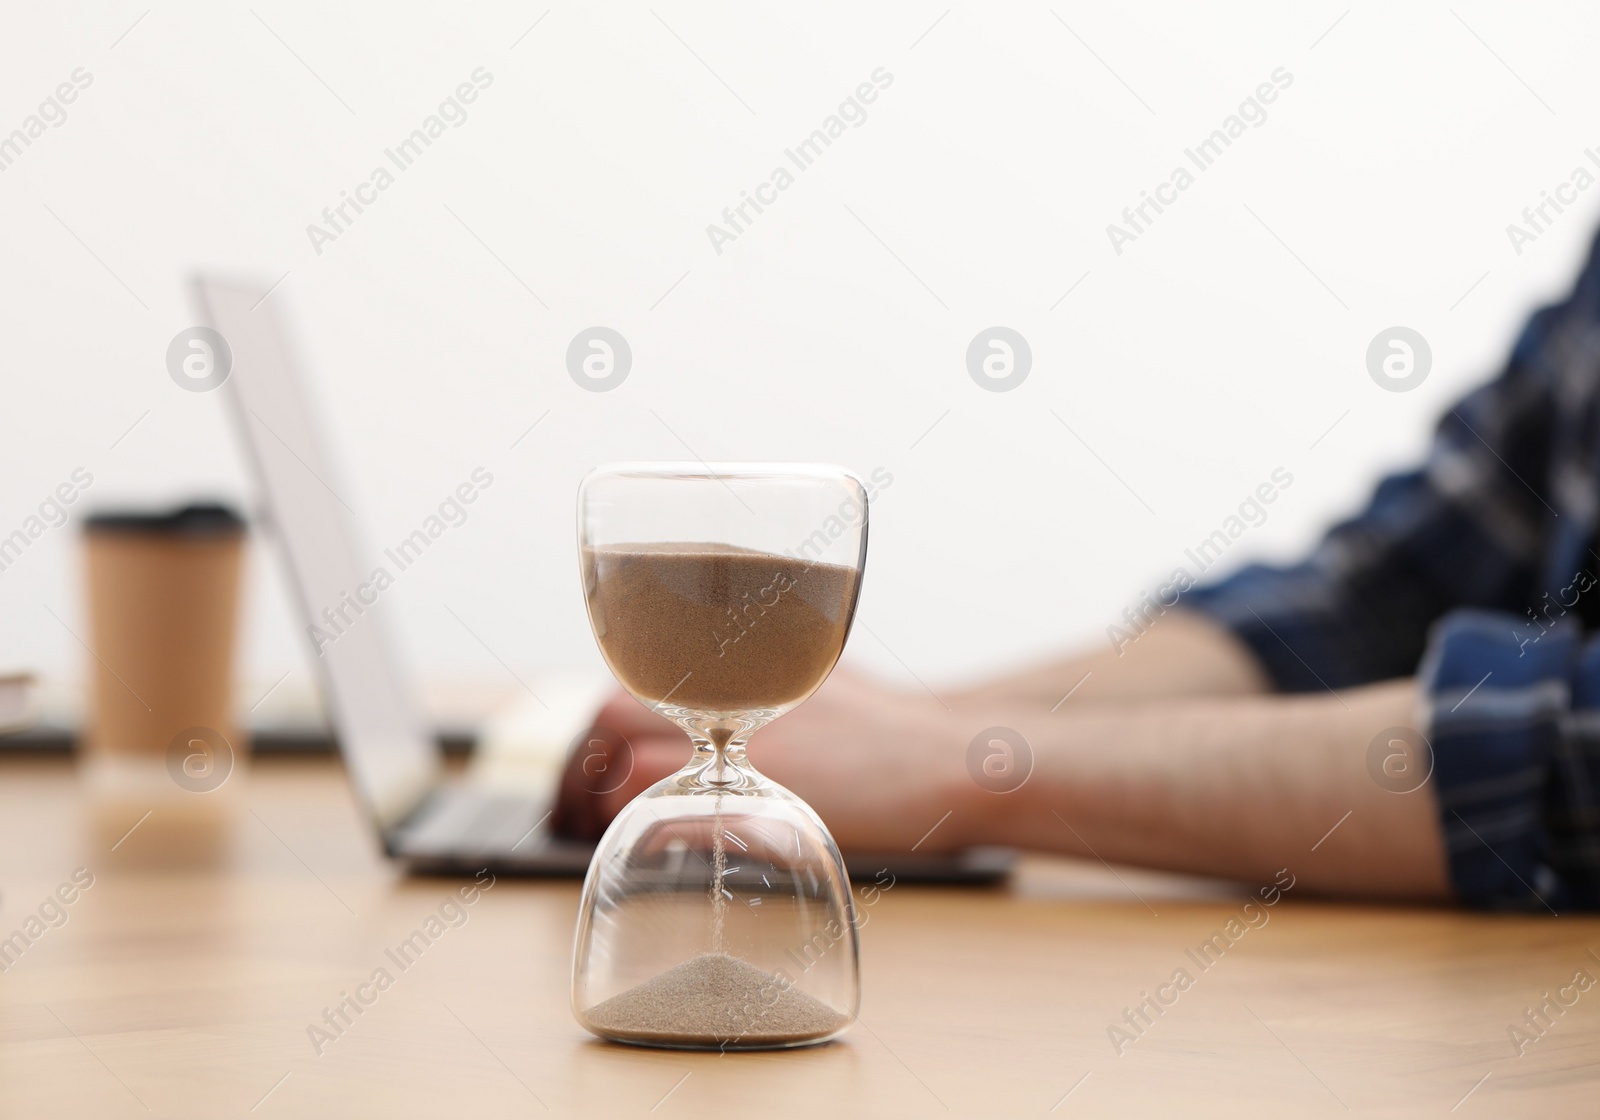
xmin=195 ymin=275 xmax=1014 ymax=883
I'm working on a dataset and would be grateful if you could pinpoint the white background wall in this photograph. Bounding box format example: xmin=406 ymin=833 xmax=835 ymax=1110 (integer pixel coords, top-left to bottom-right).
xmin=3 ymin=2 xmax=1599 ymax=717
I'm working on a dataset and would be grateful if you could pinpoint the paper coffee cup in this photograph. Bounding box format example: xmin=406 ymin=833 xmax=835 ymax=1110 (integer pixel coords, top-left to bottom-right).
xmin=81 ymin=503 xmax=246 ymax=796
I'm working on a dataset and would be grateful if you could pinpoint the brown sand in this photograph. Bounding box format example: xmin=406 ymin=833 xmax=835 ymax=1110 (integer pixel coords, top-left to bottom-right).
xmin=584 ymin=543 xmax=858 ymax=713
xmin=580 ymin=952 xmax=849 ymax=1046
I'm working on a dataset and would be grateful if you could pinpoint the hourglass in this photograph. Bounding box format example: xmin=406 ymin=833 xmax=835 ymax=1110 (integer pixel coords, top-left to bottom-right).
xmin=571 ymin=463 xmax=866 ymax=1050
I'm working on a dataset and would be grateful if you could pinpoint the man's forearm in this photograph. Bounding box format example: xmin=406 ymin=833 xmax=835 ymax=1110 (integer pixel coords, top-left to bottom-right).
xmin=949 ymin=678 xmax=1451 ymax=899
xmin=947 ymin=611 xmax=1271 ymax=708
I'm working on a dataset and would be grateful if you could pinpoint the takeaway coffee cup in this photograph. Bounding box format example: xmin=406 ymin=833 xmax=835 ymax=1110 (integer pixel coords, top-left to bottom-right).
xmin=81 ymin=503 xmax=246 ymax=797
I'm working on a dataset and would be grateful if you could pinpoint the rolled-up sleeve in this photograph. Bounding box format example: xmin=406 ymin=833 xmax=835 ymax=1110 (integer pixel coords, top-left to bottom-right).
xmin=1418 ymin=609 xmax=1580 ymax=911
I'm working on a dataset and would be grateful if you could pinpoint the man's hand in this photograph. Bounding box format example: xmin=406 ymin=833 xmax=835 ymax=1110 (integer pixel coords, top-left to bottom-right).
xmin=552 ymin=668 xmax=970 ymax=853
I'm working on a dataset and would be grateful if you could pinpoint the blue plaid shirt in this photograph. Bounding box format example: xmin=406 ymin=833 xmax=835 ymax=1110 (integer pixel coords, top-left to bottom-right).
xmin=1188 ymin=228 xmax=1600 ymax=912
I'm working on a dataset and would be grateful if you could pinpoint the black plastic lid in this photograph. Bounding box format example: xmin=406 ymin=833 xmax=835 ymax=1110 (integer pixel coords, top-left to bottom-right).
xmin=84 ymin=502 xmax=246 ymax=537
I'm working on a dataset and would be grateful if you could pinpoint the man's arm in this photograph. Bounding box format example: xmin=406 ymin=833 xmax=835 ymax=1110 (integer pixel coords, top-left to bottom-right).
xmin=576 ymin=673 xmax=1451 ymax=900
xmin=947 ymin=610 xmax=1270 ymax=707
xmin=949 ymin=679 xmax=1450 ymax=899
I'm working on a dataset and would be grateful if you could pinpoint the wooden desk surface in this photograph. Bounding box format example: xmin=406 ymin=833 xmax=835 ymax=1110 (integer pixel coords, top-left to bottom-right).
xmin=0 ymin=756 xmax=1595 ymax=1119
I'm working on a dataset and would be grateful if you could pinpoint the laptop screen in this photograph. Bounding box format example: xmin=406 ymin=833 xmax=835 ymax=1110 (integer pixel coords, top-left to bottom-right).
xmin=195 ymin=276 xmax=438 ymax=829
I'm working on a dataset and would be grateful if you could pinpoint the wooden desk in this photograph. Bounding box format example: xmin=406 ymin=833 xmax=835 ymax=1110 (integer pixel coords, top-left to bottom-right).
xmin=0 ymin=756 xmax=1595 ymax=1118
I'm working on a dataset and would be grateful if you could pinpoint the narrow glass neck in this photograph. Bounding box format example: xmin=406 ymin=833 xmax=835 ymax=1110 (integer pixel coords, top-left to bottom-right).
xmin=688 ymin=742 xmax=749 ymax=786
xmin=674 ymin=713 xmax=769 ymax=788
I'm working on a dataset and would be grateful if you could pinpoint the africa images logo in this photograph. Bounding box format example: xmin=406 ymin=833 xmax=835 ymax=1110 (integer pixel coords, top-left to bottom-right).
xmin=305 ymin=68 xmax=494 ymax=255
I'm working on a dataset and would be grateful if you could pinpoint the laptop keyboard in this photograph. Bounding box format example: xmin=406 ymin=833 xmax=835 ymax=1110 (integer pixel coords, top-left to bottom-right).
xmin=401 ymin=789 xmax=550 ymax=857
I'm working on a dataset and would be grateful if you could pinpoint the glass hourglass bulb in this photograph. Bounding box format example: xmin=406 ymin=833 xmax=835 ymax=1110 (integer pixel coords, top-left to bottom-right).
xmin=571 ymin=463 xmax=866 ymax=1050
